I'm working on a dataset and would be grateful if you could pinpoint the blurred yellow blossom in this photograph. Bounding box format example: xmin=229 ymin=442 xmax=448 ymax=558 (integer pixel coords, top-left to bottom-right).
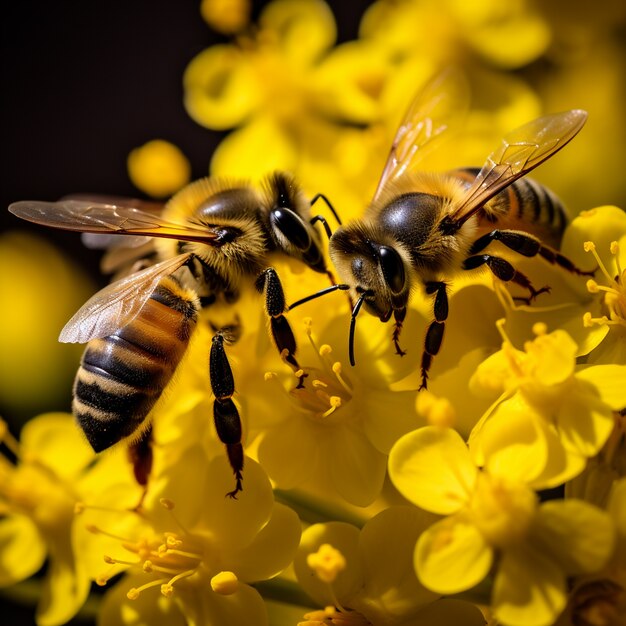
xmin=127 ymin=140 xmax=191 ymax=198
xmin=200 ymin=0 xmax=250 ymax=34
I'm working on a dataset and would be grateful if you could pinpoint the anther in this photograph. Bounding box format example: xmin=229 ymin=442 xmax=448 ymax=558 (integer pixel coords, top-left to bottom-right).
xmin=211 ymin=571 xmax=239 ymax=595
xmin=307 ymin=544 xmax=346 ymax=583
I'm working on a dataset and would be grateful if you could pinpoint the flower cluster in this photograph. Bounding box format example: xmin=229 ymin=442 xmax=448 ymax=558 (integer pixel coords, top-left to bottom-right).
xmin=2 ymin=2 xmax=626 ymax=626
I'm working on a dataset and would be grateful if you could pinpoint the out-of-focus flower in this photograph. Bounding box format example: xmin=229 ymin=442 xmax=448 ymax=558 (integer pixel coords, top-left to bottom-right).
xmin=127 ymin=139 xmax=191 ymax=198
xmin=0 ymin=413 xmax=137 ymax=626
xmin=0 ymin=231 xmax=94 ymax=418
xmin=389 ymin=426 xmax=616 ymax=626
xmin=200 ymin=0 xmax=250 ymax=34
xmin=294 ymin=506 xmax=486 ymax=626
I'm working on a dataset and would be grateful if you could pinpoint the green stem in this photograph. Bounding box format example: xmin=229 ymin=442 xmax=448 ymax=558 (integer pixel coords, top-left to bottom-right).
xmin=253 ymin=577 xmax=316 ymax=609
xmin=274 ymin=488 xmax=367 ymax=527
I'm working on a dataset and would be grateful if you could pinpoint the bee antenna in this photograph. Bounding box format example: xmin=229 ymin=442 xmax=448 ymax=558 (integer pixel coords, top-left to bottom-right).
xmin=349 ymin=293 xmax=367 ymax=367
xmin=288 ymin=284 xmax=350 ymax=310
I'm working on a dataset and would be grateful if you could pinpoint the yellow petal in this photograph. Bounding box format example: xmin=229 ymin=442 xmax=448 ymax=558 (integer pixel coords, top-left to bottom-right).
xmin=477 ymin=395 xmax=548 ymax=484
xmin=532 ymin=500 xmax=615 ymax=575
xmin=576 ymin=365 xmax=626 ymax=410
xmin=415 ymin=515 xmax=493 ymax=594
xmin=493 ymin=544 xmax=566 ymax=626
xmin=389 ymin=427 xmax=477 ymax=514
xmin=259 ymin=0 xmax=336 ymax=68
xmin=183 ymin=45 xmax=259 ymax=130
xmin=0 ymin=515 xmax=46 ymax=586
xmin=225 ymin=503 xmax=301 ymax=581
xmin=199 ymin=456 xmax=274 ymax=550
xmin=20 ymin=412 xmax=94 ymax=479
xmin=210 ymin=116 xmax=297 ymax=180
xmin=357 ymin=506 xmax=440 ymax=619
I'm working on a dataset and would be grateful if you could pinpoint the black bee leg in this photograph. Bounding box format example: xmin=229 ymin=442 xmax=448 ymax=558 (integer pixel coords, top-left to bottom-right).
xmin=210 ymin=332 xmax=244 ymax=498
xmin=310 ymin=193 xmax=342 ymax=226
xmin=256 ymin=267 xmax=307 ymax=389
xmin=470 ymin=229 xmax=595 ymax=276
xmin=464 ymin=254 xmax=549 ymax=304
xmin=392 ymin=308 xmax=407 ymax=357
xmin=420 ymin=282 xmax=448 ymax=390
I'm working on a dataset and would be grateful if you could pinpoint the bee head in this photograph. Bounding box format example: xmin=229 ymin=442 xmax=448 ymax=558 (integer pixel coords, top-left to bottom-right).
xmin=264 ymin=172 xmax=327 ymax=274
xmin=329 ymin=222 xmax=410 ymax=321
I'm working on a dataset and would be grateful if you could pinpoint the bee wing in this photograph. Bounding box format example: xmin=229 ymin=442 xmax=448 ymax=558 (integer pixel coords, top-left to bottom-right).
xmin=372 ymin=69 xmax=469 ymax=204
xmin=8 ymin=199 xmax=219 ymax=244
xmin=447 ymin=109 xmax=588 ymax=226
xmin=59 ymin=252 xmax=193 ymax=343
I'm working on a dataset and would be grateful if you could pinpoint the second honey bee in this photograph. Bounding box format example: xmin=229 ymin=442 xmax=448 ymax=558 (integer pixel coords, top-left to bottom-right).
xmin=292 ymin=72 xmax=593 ymax=389
xmin=9 ymin=173 xmax=338 ymax=496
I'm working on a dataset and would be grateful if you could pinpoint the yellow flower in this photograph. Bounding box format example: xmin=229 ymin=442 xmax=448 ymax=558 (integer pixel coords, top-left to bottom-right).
xmin=0 ymin=413 xmax=131 ymax=626
xmin=469 ymin=322 xmax=624 ymax=485
xmin=252 ymin=312 xmax=424 ymax=507
xmin=389 ymin=426 xmax=616 ymax=626
xmin=76 ymin=451 xmax=300 ymax=626
xmin=127 ymin=139 xmax=191 ymax=198
xmin=294 ymin=506 xmax=485 ymax=626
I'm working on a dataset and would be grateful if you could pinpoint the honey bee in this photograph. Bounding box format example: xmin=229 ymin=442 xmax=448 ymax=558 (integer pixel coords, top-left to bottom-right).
xmin=291 ymin=72 xmax=593 ymax=389
xmin=9 ymin=173 xmax=338 ymax=496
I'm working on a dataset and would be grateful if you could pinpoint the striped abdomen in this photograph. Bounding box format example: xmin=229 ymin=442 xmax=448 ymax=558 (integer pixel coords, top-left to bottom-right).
xmin=454 ymin=167 xmax=569 ymax=248
xmin=73 ymin=276 xmax=199 ymax=452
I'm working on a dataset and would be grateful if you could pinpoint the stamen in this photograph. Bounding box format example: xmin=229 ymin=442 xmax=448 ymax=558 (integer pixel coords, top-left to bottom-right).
xmin=331 ymin=362 xmax=353 ymax=395
xmin=127 ymin=578 xmax=168 ymax=600
xmin=160 ymin=499 xmax=189 ymax=535
xmin=611 ymin=241 xmax=622 ymax=276
xmin=321 ymin=397 xmax=342 ymax=418
xmin=584 ymin=240 xmax=614 ymax=285
xmin=85 ymin=524 xmax=134 ymax=543
xmin=165 ymin=547 xmax=204 ymax=560
xmin=104 ymin=555 xmax=140 ymax=566
xmin=312 ymin=379 xmax=329 ymax=389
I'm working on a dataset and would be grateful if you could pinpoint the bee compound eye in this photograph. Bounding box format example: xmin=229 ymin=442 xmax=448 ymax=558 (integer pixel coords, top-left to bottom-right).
xmin=270 ymin=208 xmax=311 ymax=251
xmin=378 ymin=246 xmax=406 ymax=295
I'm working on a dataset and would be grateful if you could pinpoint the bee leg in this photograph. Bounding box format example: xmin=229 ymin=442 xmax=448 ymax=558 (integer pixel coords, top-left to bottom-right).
xmin=210 ymin=332 xmax=244 ymax=498
xmin=470 ymin=229 xmax=595 ymax=276
xmin=392 ymin=308 xmax=407 ymax=357
xmin=464 ymin=254 xmax=549 ymax=304
xmin=310 ymin=193 xmax=342 ymax=226
xmin=127 ymin=425 xmax=153 ymax=510
xmin=420 ymin=282 xmax=448 ymax=390
xmin=256 ymin=268 xmax=307 ymax=389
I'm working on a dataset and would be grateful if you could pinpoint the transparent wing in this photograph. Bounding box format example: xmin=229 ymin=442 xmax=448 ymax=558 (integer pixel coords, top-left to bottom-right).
xmin=448 ymin=109 xmax=588 ymax=226
xmin=59 ymin=253 xmax=193 ymax=343
xmin=8 ymin=199 xmax=219 ymax=244
xmin=372 ymin=68 xmax=469 ymax=204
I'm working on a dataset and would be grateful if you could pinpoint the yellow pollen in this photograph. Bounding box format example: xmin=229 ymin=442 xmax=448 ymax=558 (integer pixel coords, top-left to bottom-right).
xmin=143 ymin=560 xmax=153 ymax=572
xmin=583 ymin=312 xmax=594 ymax=327
xmin=161 ymin=583 xmax=174 ymax=597
xmin=126 ymin=578 xmax=168 ymax=600
xmin=166 ymin=535 xmax=182 ymax=548
xmin=611 ymin=240 xmax=620 ymax=255
xmin=320 ymin=344 xmax=332 ymax=357
xmin=264 ymin=371 xmax=276 ymax=382
xmin=312 ymin=379 xmax=329 ymax=388
xmin=322 ymin=396 xmax=342 ymax=418
xmin=332 ymin=362 xmax=353 ymax=395
xmin=211 ymin=571 xmax=239 ymax=595
xmin=587 ymin=279 xmax=600 ymax=293
xmin=303 ymin=317 xmax=313 ymax=333
xmin=295 ymin=369 xmax=305 ymax=380
xmin=532 ymin=322 xmax=548 ymax=336
xmin=127 ymin=588 xmax=140 ymax=600
xmin=307 ymin=543 xmax=346 ymax=583
xmin=584 ymin=241 xmax=596 ymax=252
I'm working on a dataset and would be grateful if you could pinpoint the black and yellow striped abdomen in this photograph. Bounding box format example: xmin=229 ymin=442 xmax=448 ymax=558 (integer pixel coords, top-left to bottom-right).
xmin=73 ymin=277 xmax=199 ymax=452
xmin=454 ymin=167 xmax=568 ymax=248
